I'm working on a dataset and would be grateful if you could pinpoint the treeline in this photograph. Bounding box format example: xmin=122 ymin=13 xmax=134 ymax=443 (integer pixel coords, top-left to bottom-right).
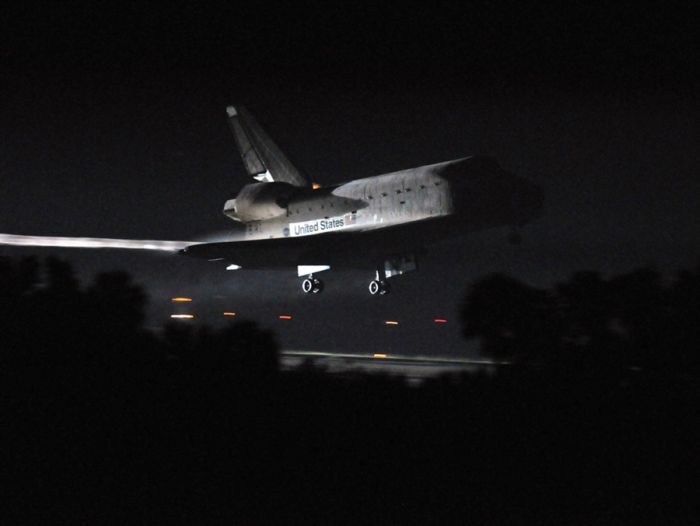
xmin=462 ymin=267 xmax=700 ymax=375
xmin=1 ymin=256 xmax=699 ymax=524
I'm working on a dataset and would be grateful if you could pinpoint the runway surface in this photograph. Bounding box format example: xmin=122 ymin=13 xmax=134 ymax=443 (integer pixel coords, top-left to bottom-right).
xmin=281 ymin=350 xmax=509 ymax=383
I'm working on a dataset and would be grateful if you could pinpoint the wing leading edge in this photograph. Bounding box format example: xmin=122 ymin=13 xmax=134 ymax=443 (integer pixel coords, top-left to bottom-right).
xmin=180 ymin=224 xmax=433 ymax=269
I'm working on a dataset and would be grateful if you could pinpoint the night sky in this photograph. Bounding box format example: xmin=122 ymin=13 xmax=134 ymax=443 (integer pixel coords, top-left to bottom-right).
xmin=2 ymin=2 xmax=699 ymax=355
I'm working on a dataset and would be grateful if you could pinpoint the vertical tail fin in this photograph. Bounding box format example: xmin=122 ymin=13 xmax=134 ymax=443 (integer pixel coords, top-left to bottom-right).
xmin=226 ymin=106 xmax=309 ymax=187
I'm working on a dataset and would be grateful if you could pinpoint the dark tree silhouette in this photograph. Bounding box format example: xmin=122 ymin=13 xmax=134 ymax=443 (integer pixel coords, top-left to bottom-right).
xmin=608 ymin=268 xmax=667 ymax=370
xmin=555 ymin=271 xmax=626 ymax=372
xmin=2 ymin=256 xmax=699 ymax=524
xmin=0 ymin=256 xmax=40 ymax=365
xmin=461 ymin=273 xmax=558 ymax=363
xmin=461 ymin=265 xmax=700 ymax=376
xmin=668 ymin=264 xmax=700 ymax=373
xmin=86 ymin=271 xmax=147 ymax=333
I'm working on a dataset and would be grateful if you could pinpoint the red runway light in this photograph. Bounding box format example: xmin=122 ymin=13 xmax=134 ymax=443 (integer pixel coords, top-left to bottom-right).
xmin=433 ymin=318 xmax=448 ymax=324
xmin=278 ymin=315 xmax=293 ymax=320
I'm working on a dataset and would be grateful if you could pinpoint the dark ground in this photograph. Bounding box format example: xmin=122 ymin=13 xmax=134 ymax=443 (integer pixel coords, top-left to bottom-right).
xmin=2 ymin=256 xmax=699 ymax=524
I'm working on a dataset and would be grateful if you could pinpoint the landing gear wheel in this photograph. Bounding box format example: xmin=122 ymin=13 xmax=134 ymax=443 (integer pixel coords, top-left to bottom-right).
xmin=302 ymin=276 xmax=323 ymax=294
xmin=368 ymin=279 xmax=389 ymax=295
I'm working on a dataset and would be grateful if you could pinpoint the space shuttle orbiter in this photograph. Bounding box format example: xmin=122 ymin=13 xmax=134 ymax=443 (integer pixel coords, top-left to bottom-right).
xmin=181 ymin=106 xmax=544 ymax=295
xmin=1 ymin=105 xmax=543 ymax=295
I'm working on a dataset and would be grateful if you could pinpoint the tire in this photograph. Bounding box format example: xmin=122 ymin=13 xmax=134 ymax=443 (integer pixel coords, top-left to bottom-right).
xmin=302 ymin=278 xmax=313 ymax=293
xmin=369 ymin=279 xmax=389 ymax=295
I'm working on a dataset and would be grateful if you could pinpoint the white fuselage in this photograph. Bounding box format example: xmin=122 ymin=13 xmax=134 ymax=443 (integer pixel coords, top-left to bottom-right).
xmin=225 ymin=159 xmax=457 ymax=241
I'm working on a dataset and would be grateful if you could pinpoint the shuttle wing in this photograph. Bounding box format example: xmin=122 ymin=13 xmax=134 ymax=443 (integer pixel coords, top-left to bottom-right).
xmin=181 ymin=225 xmax=430 ymax=269
xmin=0 ymin=233 xmax=198 ymax=251
xmin=227 ymin=106 xmax=309 ymax=187
xmin=183 ymin=233 xmax=375 ymax=268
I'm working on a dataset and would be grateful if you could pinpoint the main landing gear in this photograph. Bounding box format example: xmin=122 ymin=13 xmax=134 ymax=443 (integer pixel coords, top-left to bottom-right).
xmin=300 ymin=268 xmax=391 ymax=295
xmin=301 ymin=274 xmax=323 ymax=294
xmin=368 ymin=269 xmax=390 ymax=295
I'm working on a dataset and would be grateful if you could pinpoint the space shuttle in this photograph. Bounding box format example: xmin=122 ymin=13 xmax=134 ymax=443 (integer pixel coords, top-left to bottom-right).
xmin=181 ymin=106 xmax=544 ymax=295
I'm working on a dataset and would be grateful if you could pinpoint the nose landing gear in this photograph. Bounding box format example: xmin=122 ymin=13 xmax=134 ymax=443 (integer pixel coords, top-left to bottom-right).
xmin=368 ymin=269 xmax=390 ymax=295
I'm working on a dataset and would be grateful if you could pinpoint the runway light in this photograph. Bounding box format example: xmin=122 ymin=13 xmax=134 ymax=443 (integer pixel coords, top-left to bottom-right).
xmin=171 ymin=297 xmax=193 ymax=303
xmin=373 ymin=353 xmax=388 ymax=359
xmin=312 ymin=182 xmax=321 ymax=190
xmin=223 ymin=312 xmax=237 ymax=317
xmin=433 ymin=318 xmax=448 ymax=324
xmin=226 ymin=264 xmax=242 ymax=270
xmin=170 ymin=314 xmax=195 ymax=319
xmin=384 ymin=320 xmax=399 ymax=326
xmin=278 ymin=315 xmax=293 ymax=320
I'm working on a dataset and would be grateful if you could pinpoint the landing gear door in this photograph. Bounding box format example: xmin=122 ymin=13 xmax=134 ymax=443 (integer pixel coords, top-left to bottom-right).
xmin=384 ymin=253 xmax=418 ymax=278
